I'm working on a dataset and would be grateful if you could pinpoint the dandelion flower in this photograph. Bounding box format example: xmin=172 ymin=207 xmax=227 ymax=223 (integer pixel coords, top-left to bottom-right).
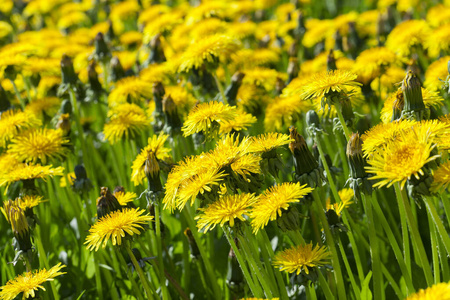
xmin=219 ymin=110 xmax=256 ymax=134
xmin=431 ymin=161 xmax=450 ymax=192
xmin=182 ymin=101 xmax=237 ymax=137
xmin=14 ymin=195 xmax=46 ymax=210
xmin=365 ymin=129 xmax=440 ymax=189
xmin=406 ymin=281 xmax=450 ymax=300
xmin=195 ymin=193 xmax=257 ymax=232
xmin=301 ymin=69 xmax=361 ymax=101
xmin=103 ymin=103 xmax=150 ymax=144
xmin=264 ymin=95 xmax=312 ymax=132
xmin=85 ymin=208 xmax=153 ymax=251
xmin=424 ymin=56 xmax=450 ymax=92
xmin=108 ymin=77 xmax=152 ymax=106
xmin=425 ymin=24 xmax=450 ymax=58
xmin=8 ymin=128 xmax=69 ymax=164
xmin=0 ymin=109 xmax=41 ymax=147
xmin=131 ymin=133 xmax=171 ymax=185
xmin=0 ymin=163 xmax=64 ymax=190
xmin=248 ymin=133 xmax=292 ymax=153
xmin=386 ymin=20 xmax=430 ymax=58
xmin=326 ymin=188 xmax=354 ymax=216
xmin=114 ymin=191 xmax=137 ymax=206
xmin=178 ymin=35 xmax=239 ymax=72
xmin=0 ymin=263 xmax=66 ymax=300
xmin=24 ymin=97 xmax=61 ymax=119
xmin=273 ymin=243 xmax=330 ymax=275
xmin=250 ymin=182 xmax=313 ymax=233
xmin=352 ymin=47 xmax=397 ymax=84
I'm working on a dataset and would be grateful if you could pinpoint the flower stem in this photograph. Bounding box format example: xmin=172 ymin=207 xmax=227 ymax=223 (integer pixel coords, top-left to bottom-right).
xmin=312 ymin=189 xmax=347 ymax=300
xmin=423 ymin=196 xmax=450 ymax=256
xmin=154 ymin=204 xmax=170 ymax=300
xmin=317 ymin=270 xmax=336 ymax=300
xmin=337 ymin=240 xmax=361 ymax=300
xmin=361 ymin=193 xmax=382 ymax=300
xmin=394 ymin=183 xmax=433 ymax=286
xmin=334 ymin=101 xmax=351 ymax=141
xmin=213 ymin=72 xmax=226 ymax=103
xmin=126 ymin=245 xmax=155 ymax=300
xmin=223 ymin=228 xmax=264 ymax=297
xmin=117 ymin=252 xmax=146 ymax=300
xmin=10 ymin=79 xmax=25 ymax=109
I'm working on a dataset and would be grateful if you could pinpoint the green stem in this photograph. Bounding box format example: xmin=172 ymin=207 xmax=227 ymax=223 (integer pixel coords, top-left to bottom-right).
xmin=117 ymin=252 xmax=145 ymax=300
xmin=361 ymin=194 xmax=382 ymax=300
xmin=182 ymin=208 xmax=222 ymax=298
xmin=394 ymin=183 xmax=433 ymax=286
xmin=334 ymin=101 xmax=351 ymax=141
xmin=317 ymin=270 xmax=336 ymax=300
xmin=337 ymin=240 xmax=361 ymax=300
xmin=154 ymin=204 xmax=170 ymax=300
xmin=312 ymin=189 xmax=347 ymax=300
xmin=213 ymin=72 xmax=226 ymax=103
xmin=126 ymin=245 xmax=155 ymax=300
xmin=223 ymin=228 xmax=263 ymax=297
xmin=10 ymin=79 xmax=25 ymax=109
xmin=428 ymin=210 xmax=440 ymax=284
xmin=424 ymin=197 xmax=450 ymax=256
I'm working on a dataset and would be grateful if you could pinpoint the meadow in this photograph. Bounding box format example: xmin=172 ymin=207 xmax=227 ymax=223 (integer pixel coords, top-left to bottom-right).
xmin=1 ymin=0 xmax=450 ymax=299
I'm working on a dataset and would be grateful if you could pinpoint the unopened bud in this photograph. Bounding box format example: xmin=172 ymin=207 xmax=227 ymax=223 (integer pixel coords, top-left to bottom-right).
xmin=401 ymin=70 xmax=425 ymax=120
xmin=327 ymin=50 xmax=337 ymax=71
xmin=96 ymin=187 xmax=122 ymax=218
xmin=184 ymin=228 xmax=200 ymax=259
xmin=60 ymin=54 xmax=78 ymax=85
xmin=144 ymin=150 xmax=163 ymax=192
xmin=224 ymin=72 xmax=245 ymax=106
xmin=94 ymin=32 xmax=111 ymax=63
xmin=110 ymin=56 xmax=125 ymax=82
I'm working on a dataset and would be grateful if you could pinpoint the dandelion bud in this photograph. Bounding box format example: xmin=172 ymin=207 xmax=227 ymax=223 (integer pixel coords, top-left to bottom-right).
xmin=60 ymin=99 xmax=72 ymax=115
xmin=94 ymin=32 xmax=111 ymax=63
xmin=227 ymin=246 xmax=244 ymax=294
xmin=276 ymin=206 xmax=301 ymax=232
xmin=259 ymin=34 xmax=271 ymax=48
xmin=3 ymin=201 xmax=32 ymax=253
xmin=275 ymin=77 xmax=285 ymax=95
xmin=147 ymin=34 xmax=166 ymax=65
xmin=339 ymin=98 xmax=355 ymax=128
xmin=287 ymin=57 xmax=299 ymax=84
xmin=224 ymin=72 xmax=245 ymax=106
xmin=293 ymin=11 xmax=306 ymax=39
xmin=144 ymin=150 xmax=163 ymax=193
xmin=0 ymin=83 xmax=10 ymax=112
xmin=184 ymin=228 xmax=200 ymax=259
xmin=163 ymin=95 xmax=182 ymax=136
xmin=346 ymin=133 xmax=372 ymax=200
xmin=401 ymin=70 xmax=426 ymax=121
xmin=392 ymin=89 xmax=404 ymax=121
xmin=87 ymin=62 xmax=102 ymax=91
xmin=56 ymin=113 xmax=71 ymax=136
xmin=289 ymin=127 xmax=324 ymax=188
xmin=110 ymin=56 xmax=125 ymax=82
xmin=333 ymin=30 xmax=343 ymax=52
xmin=306 ymin=110 xmax=322 ymax=137
xmin=346 ymin=22 xmax=359 ymax=58
xmin=72 ymin=165 xmax=93 ymax=194
xmin=60 ymin=54 xmax=78 ymax=85
xmin=327 ymin=50 xmax=337 ymax=71
xmin=153 ymin=82 xmax=165 ymax=114
xmin=96 ymin=187 xmax=122 ymax=219
xmin=106 ymin=20 xmax=115 ymax=42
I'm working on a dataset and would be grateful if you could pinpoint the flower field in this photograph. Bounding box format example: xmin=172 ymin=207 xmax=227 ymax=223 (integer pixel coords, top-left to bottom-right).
xmin=1 ymin=0 xmax=450 ymax=299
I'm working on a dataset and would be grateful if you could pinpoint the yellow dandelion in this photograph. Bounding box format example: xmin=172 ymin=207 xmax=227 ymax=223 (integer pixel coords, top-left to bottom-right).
xmin=250 ymin=182 xmax=313 ymax=233
xmin=0 ymin=109 xmax=41 ymax=147
xmin=36 ymin=76 xmax=61 ymax=98
xmin=178 ymin=35 xmax=239 ymax=72
xmin=0 ymin=263 xmax=66 ymax=300
xmin=264 ymin=95 xmax=312 ymax=132
xmin=22 ymin=57 xmax=60 ymax=77
xmin=25 ymin=97 xmax=61 ymax=119
xmin=103 ymin=103 xmax=150 ymax=144
xmin=326 ymin=188 xmax=354 ymax=216
xmin=426 ymin=4 xmax=450 ymax=28
xmin=143 ymin=12 xmax=183 ymax=43
xmin=424 ymin=56 xmax=450 ymax=91
xmin=301 ymin=69 xmax=361 ymax=101
xmin=352 ymin=47 xmax=398 ymax=84
xmin=406 ymin=281 xmax=450 ymax=300
xmin=386 ymin=20 xmax=431 ymax=58
xmin=0 ymin=21 xmax=12 ymax=39
xmin=236 ymin=83 xmax=270 ymax=112
xmin=426 ymin=24 xmax=450 ymax=58
xmin=176 ymin=169 xmax=227 ymax=210
xmin=0 ymin=163 xmax=64 ymax=190
xmin=273 ymin=243 xmax=330 ymax=275
xmin=14 ymin=195 xmax=46 ymax=210
xmin=232 ymin=48 xmax=280 ymax=69
xmin=248 ymin=133 xmax=292 ymax=153
xmin=119 ymin=31 xmax=143 ymax=47
xmin=139 ymin=63 xmax=172 ymax=85
xmin=302 ymin=19 xmax=333 ymax=49
xmin=431 ymin=161 xmax=450 ymax=192
xmin=219 ymin=110 xmax=256 ymax=134
xmin=365 ymin=128 xmax=440 ymax=189
xmin=165 ymin=86 xmax=197 ymax=115
xmin=204 ymin=134 xmax=251 ymax=169
xmin=243 ymin=67 xmax=287 ymax=91
xmin=131 ymin=133 xmax=171 ymax=186
xmin=2 ymin=200 xmax=30 ymax=237
xmin=182 ymin=101 xmax=237 ymax=137
xmin=227 ymin=21 xmax=257 ymax=39
xmin=8 ymin=128 xmax=69 ymax=164
xmin=228 ymin=153 xmax=262 ymax=180
xmin=371 ymin=66 xmax=406 ymax=97
xmin=108 ymin=77 xmax=152 ymax=106
xmin=114 ymin=191 xmax=137 ymax=206
xmin=195 ymin=193 xmax=257 ymax=232
xmin=85 ymin=208 xmax=153 ymax=251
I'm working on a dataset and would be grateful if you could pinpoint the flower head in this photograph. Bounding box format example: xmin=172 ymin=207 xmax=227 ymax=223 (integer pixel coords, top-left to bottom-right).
xmin=301 ymin=69 xmax=361 ymax=101
xmin=0 ymin=263 xmax=66 ymax=300
xmin=406 ymin=281 xmax=450 ymax=300
xmin=219 ymin=110 xmax=256 ymax=135
xmin=273 ymin=243 xmax=330 ymax=275
xmin=250 ymin=182 xmax=313 ymax=233
xmin=0 ymin=109 xmax=41 ymax=147
xmin=431 ymin=161 xmax=450 ymax=192
xmin=8 ymin=128 xmax=69 ymax=164
xmin=178 ymin=35 xmax=239 ymax=72
xmin=103 ymin=103 xmax=150 ymax=144
xmin=195 ymin=193 xmax=257 ymax=232
xmin=248 ymin=133 xmax=292 ymax=153
xmin=131 ymin=133 xmax=171 ymax=185
xmin=85 ymin=208 xmax=153 ymax=251
xmin=0 ymin=163 xmax=64 ymax=191
xmin=108 ymin=77 xmax=152 ymax=106
xmin=365 ymin=128 xmax=440 ymax=189
xmin=386 ymin=20 xmax=430 ymax=58
xmin=182 ymin=101 xmax=237 ymax=138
